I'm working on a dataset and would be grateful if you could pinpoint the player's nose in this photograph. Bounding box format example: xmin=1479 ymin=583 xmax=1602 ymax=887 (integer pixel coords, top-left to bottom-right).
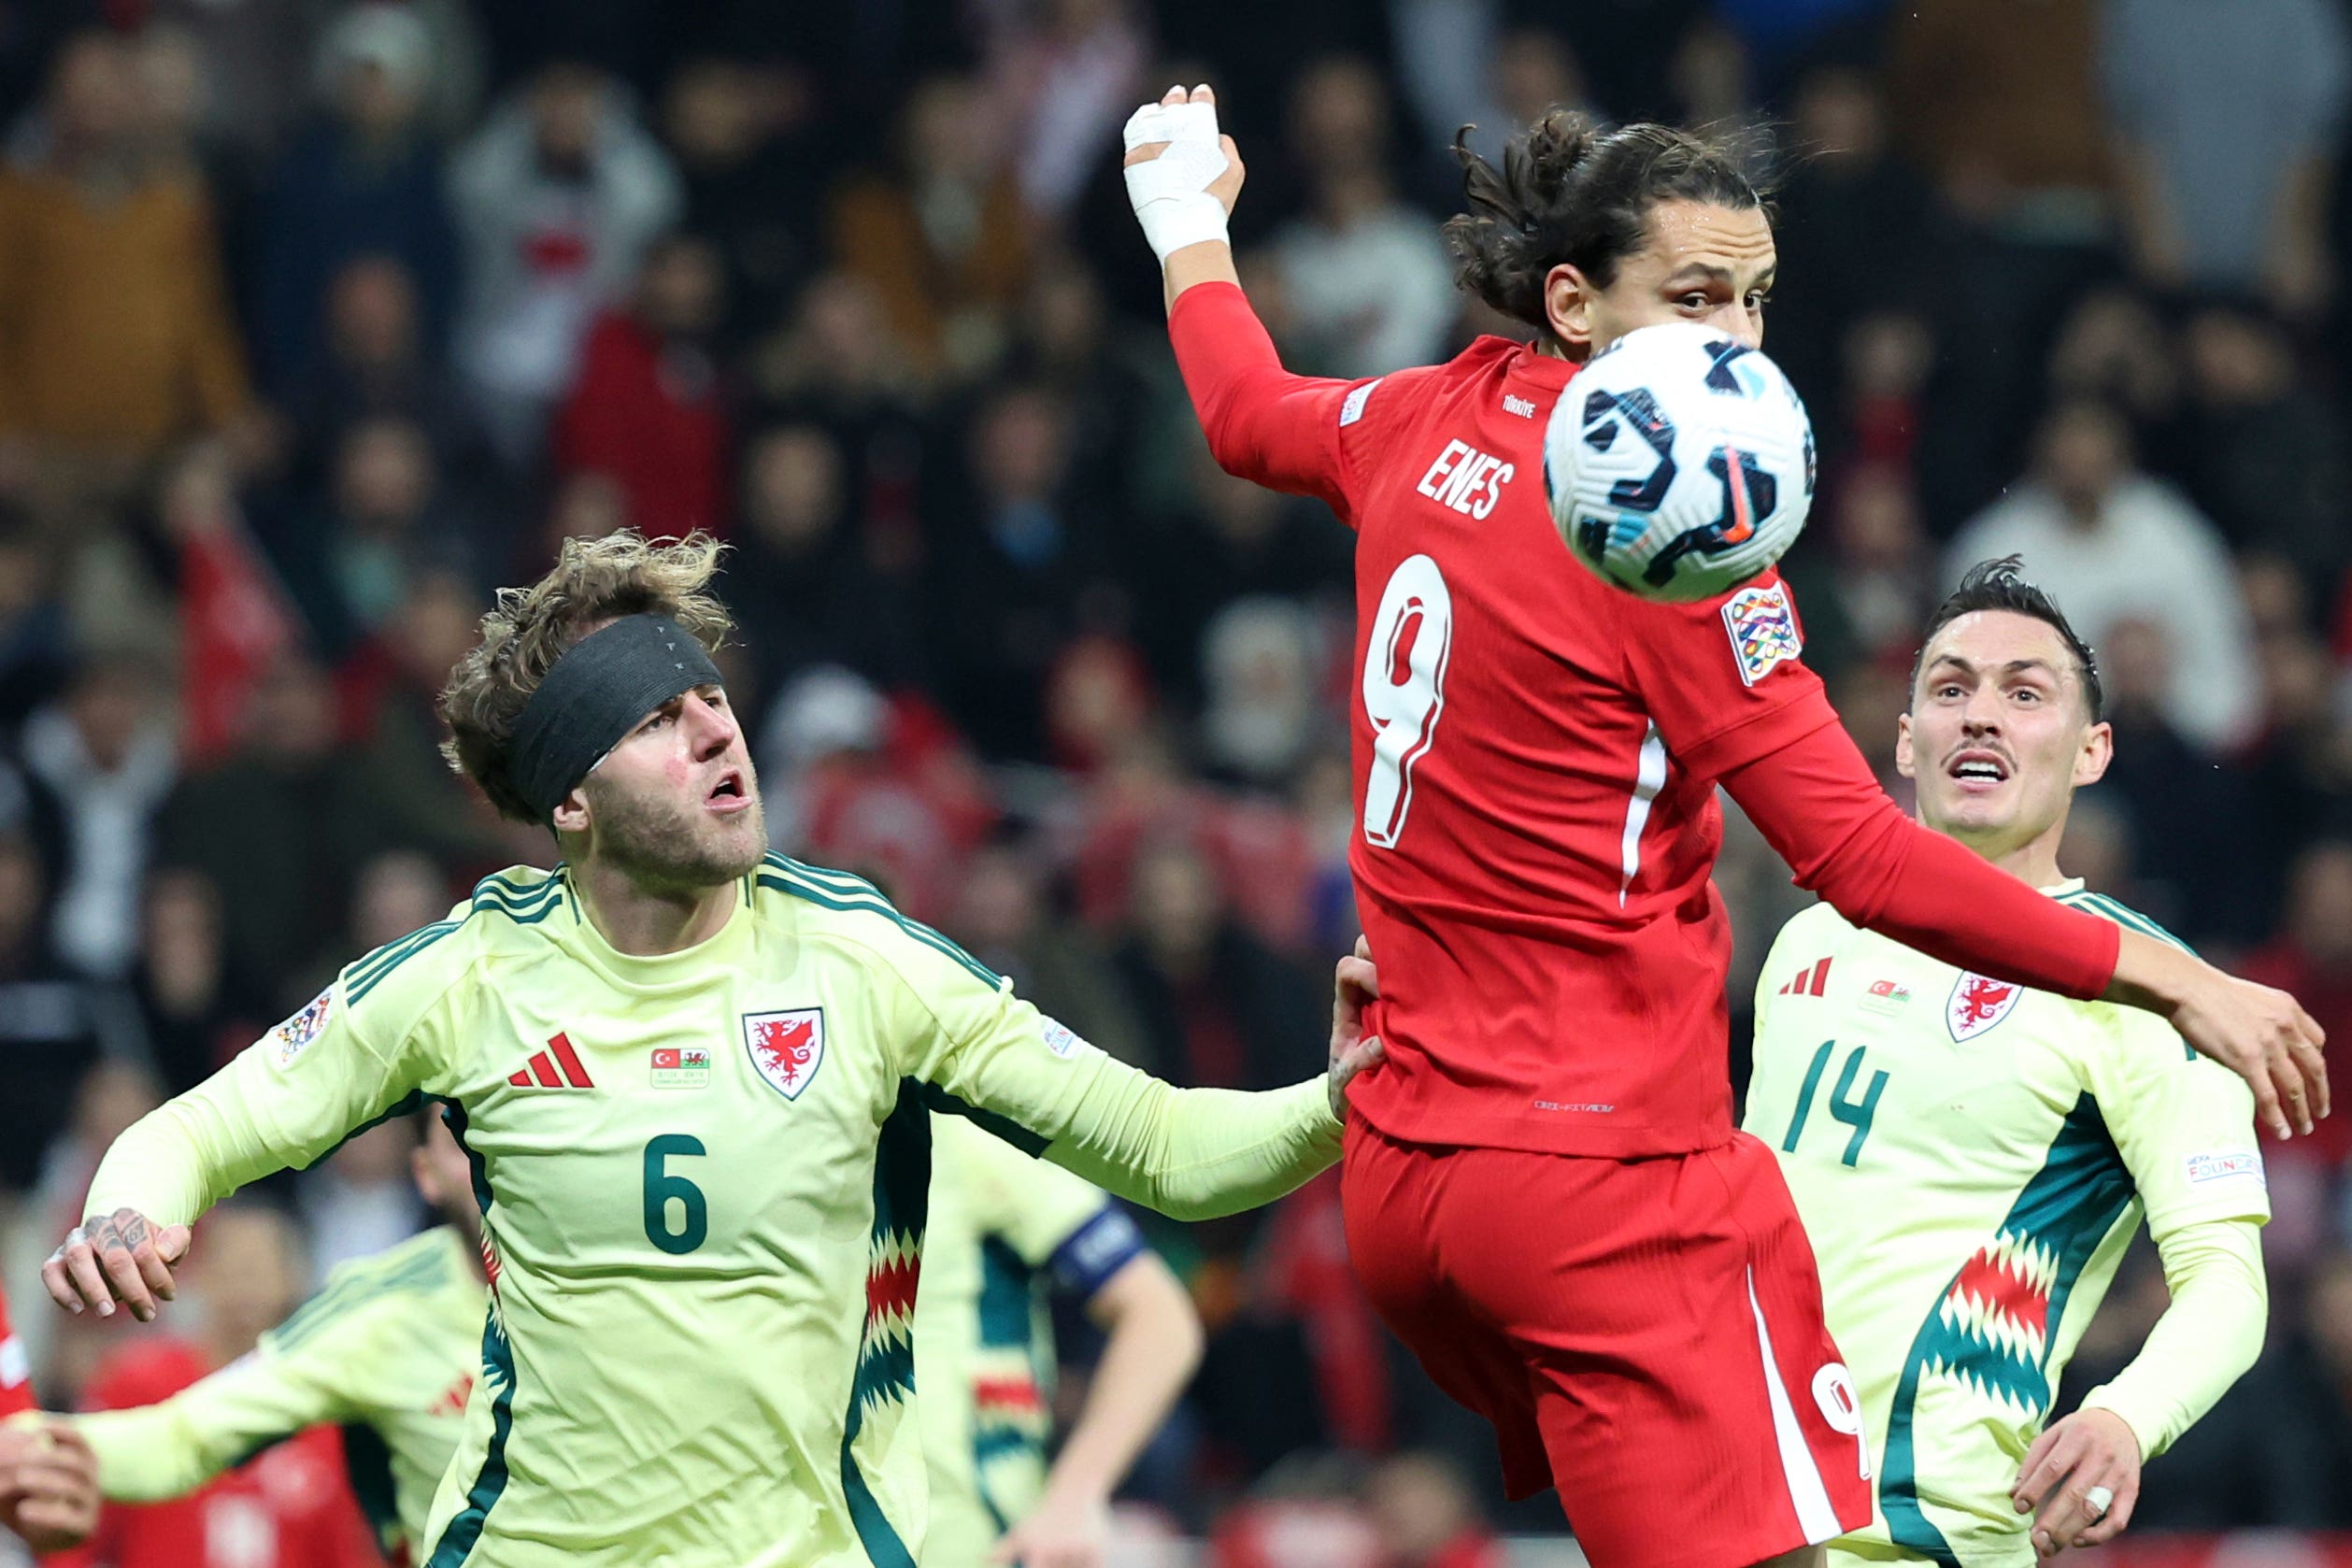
xmin=1706 ymin=305 xmax=1762 ymax=348
xmin=684 ymin=691 xmax=738 ymax=755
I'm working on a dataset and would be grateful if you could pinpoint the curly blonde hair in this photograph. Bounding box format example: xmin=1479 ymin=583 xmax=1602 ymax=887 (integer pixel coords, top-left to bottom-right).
xmin=439 ymin=531 xmax=734 ymax=823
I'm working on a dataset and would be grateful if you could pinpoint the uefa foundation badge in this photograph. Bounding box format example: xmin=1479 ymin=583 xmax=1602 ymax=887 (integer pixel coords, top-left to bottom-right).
xmin=650 ymin=1046 xmax=712 ymax=1089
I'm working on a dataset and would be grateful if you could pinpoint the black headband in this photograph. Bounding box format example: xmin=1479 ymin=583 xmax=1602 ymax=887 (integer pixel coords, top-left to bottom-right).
xmin=506 ymin=613 xmax=724 ymax=822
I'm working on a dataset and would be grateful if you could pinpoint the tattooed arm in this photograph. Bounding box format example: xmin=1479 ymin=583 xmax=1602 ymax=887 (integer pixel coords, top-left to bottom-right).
xmin=42 ymin=1209 xmax=192 ymax=1323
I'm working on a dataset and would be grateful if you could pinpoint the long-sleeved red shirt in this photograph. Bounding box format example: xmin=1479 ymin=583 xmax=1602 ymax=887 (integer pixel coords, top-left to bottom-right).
xmin=1171 ymin=281 xmax=2120 ymax=1156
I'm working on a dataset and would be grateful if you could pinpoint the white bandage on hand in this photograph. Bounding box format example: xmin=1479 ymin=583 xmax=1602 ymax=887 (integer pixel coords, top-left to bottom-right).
xmin=1121 ymin=93 xmax=1231 ymax=264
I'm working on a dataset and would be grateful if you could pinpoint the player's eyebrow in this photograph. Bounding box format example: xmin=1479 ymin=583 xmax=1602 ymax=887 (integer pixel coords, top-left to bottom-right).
xmin=1660 ymin=262 xmax=1776 ymax=291
xmin=1925 ymin=654 xmax=2060 ymax=681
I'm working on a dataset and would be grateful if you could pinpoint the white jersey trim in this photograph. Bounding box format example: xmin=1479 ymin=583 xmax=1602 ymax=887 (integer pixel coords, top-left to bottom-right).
xmin=1618 ymin=722 xmax=1667 ymax=907
xmin=1746 ymin=1266 xmax=1843 ymax=1544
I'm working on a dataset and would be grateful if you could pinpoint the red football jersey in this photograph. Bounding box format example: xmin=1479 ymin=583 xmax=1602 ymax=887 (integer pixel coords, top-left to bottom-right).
xmin=1170 ymin=282 xmax=2117 ymax=1157
xmin=0 ymin=1285 xmax=34 ymax=1418
xmin=53 ymin=1340 xmax=379 ymax=1568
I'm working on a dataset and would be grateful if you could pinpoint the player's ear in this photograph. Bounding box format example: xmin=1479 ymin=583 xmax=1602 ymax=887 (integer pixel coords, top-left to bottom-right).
xmin=1893 ymin=712 xmax=1917 ymax=779
xmin=2073 ymin=720 xmax=2113 ymax=789
xmin=1545 ymin=264 xmax=1599 ymax=356
xmin=550 ymin=787 xmax=592 ymax=838
xmin=410 ymin=1147 xmax=437 ymax=1205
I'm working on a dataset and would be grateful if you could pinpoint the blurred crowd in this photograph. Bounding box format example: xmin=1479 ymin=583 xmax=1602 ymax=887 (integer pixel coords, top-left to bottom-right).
xmin=0 ymin=0 xmax=2350 ymax=1556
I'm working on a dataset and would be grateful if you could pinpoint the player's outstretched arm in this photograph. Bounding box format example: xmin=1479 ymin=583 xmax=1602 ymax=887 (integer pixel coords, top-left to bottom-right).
xmin=1124 ymin=85 xmax=1364 ymax=514
xmin=1718 ymin=718 xmax=2327 ymax=1140
xmin=49 ymin=1333 xmax=347 ymax=1504
xmin=47 ymin=969 xmax=448 ymax=1321
xmin=902 ymin=943 xmax=1383 ymax=1220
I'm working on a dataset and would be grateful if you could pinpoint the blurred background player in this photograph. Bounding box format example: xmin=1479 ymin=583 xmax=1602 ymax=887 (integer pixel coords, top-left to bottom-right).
xmin=917 ymin=1112 xmax=1202 ymax=1567
xmin=1746 ymin=559 xmax=2271 ymax=1562
xmin=37 ymin=530 xmax=1375 ymax=1567
xmin=8 ymin=1114 xmax=485 ymax=1564
xmin=1120 ymin=84 xmax=2325 ymax=1568
xmin=46 ymin=1205 xmax=377 ymax=1568
xmin=0 ymin=1284 xmax=101 ymax=1559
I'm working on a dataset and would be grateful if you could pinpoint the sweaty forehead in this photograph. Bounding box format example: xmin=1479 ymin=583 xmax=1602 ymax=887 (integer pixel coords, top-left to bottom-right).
xmin=1640 ymin=200 xmax=1776 ymax=279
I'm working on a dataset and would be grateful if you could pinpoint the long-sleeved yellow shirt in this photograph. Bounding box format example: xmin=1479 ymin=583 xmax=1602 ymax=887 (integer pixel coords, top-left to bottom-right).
xmin=83 ymin=855 xmax=1340 ymax=1568
xmin=0 ymin=164 xmax=250 ymax=451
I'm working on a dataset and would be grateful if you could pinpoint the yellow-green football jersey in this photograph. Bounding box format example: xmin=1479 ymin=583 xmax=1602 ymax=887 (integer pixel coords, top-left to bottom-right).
xmin=67 ymin=1224 xmax=481 ymax=1562
xmin=915 ymin=1114 xmax=1149 ymax=1562
xmin=83 ymin=854 xmax=1340 ymax=1568
xmin=1744 ymin=881 xmax=2269 ymax=1568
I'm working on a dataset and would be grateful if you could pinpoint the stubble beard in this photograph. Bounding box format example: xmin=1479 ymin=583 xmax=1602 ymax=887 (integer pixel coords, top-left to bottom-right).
xmin=591 ymin=781 xmax=769 ymax=891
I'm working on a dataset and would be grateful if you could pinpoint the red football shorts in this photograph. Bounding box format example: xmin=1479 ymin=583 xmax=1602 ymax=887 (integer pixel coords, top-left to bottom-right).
xmin=1343 ymin=1119 xmax=1872 ymax=1568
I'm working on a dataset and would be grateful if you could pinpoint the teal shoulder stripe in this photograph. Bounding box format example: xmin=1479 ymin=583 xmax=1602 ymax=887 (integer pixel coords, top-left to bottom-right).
xmin=757 ymin=872 xmax=1000 ymax=988
xmin=2056 ymin=891 xmax=2194 ymax=955
xmin=348 ymin=921 xmax=463 ymax=1004
xmin=470 ymin=871 xmax=560 ymax=905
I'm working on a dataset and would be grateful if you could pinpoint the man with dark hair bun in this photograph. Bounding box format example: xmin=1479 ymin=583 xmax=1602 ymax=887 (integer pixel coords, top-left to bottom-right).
xmin=1121 ymin=86 xmax=2325 ymax=1568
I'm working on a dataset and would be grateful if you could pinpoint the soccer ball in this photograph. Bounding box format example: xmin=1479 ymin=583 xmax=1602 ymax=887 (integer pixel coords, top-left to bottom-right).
xmin=1542 ymin=321 xmax=1816 ymax=604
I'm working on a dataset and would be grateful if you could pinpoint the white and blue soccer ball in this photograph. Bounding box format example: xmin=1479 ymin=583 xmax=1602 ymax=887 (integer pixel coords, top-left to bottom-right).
xmin=1542 ymin=321 xmax=1816 ymax=604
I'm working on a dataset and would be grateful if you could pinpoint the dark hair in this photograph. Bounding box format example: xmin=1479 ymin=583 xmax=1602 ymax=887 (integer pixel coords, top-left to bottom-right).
xmin=1914 ymin=556 xmax=2103 ymax=720
xmin=1444 ymin=112 xmax=1766 ymax=344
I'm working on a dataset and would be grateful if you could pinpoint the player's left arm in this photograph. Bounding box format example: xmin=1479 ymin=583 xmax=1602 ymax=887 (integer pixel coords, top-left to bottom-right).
xmin=46 ymin=1330 xmax=355 ymax=1504
xmin=881 ymin=935 xmax=1378 ymax=1221
xmin=2014 ymin=1014 xmax=2271 ymax=1553
xmin=992 ymin=1247 xmax=1201 ymax=1568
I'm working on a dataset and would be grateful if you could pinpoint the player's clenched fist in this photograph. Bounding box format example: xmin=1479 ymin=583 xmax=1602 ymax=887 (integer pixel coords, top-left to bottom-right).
xmin=42 ymin=1206 xmax=190 ymax=1322
xmin=1121 ymin=83 xmax=1244 ymax=264
xmin=0 ymin=1420 xmax=99 ymax=1552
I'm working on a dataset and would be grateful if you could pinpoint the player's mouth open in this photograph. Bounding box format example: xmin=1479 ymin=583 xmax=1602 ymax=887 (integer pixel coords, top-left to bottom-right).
xmin=706 ymin=769 xmax=752 ymax=813
xmin=1946 ymin=749 xmax=2009 ymax=789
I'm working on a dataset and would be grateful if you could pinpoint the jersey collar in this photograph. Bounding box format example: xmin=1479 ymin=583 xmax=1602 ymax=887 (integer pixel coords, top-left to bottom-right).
xmin=559 ymin=869 xmax=756 ymax=992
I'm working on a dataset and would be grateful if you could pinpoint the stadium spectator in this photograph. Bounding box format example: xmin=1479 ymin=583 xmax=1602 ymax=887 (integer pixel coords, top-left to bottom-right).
xmin=981 ymin=0 xmax=1149 ymax=223
xmin=661 ymin=56 xmax=828 ymax=342
xmin=1198 ymin=597 xmax=1328 ymax=791
xmin=1271 ymin=57 xmax=1456 ymax=380
xmin=127 ymin=867 xmax=266 ymax=1099
xmin=948 ymin=840 xmax=1153 ymax=1068
xmin=16 ymin=657 xmax=178 ymax=981
xmin=2103 ymin=0 xmax=2352 ymax=316
xmin=1759 ymin=65 xmax=1934 ymax=445
xmin=2175 ymin=304 xmax=2351 ymax=586
xmin=1946 ymin=398 xmax=2262 ymax=751
xmin=0 ymin=835 xmax=139 ymax=1196
xmin=831 ymin=74 xmax=1033 ymax=383
xmin=1109 ymin=835 xmax=1321 ymax=1091
xmin=1775 ymin=461 xmax=1936 ymax=685
xmin=725 ymin=423 xmax=925 ymax=693
xmin=154 ymin=654 xmax=377 ymax=990
xmin=0 ymin=33 xmax=255 ymax=481
xmin=0 ymin=506 xmax=77 ymax=742
xmin=1365 ymin=1451 xmax=1505 ymax=1568
xmin=251 ymin=5 xmax=459 ymax=396
xmin=2243 ymin=841 xmax=2352 ymax=1171
xmin=448 ymin=60 xmax=682 ymax=466
xmin=273 ymin=415 xmax=471 ymax=661
xmin=552 ymin=232 xmax=733 ymax=543
xmin=925 ymin=384 xmax=1122 ymax=763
